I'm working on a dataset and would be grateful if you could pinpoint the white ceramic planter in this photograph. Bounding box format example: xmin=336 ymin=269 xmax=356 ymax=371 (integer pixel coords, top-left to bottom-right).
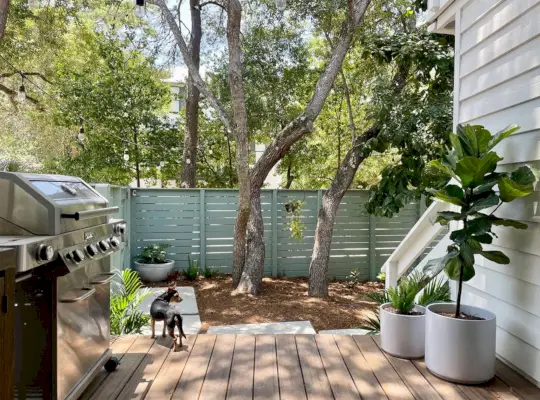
xmin=380 ymin=303 xmax=426 ymax=359
xmin=134 ymin=260 xmax=175 ymax=282
xmin=425 ymin=303 xmax=496 ymax=384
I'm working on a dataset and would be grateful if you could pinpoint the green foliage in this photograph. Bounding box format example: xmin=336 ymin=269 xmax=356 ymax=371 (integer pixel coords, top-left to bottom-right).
xmin=386 ymin=274 xmax=424 ymax=314
xmin=345 ymin=268 xmax=364 ymax=288
xmin=285 ymin=200 xmax=307 ymax=241
xmin=136 ymin=244 xmax=171 ymax=264
xmin=425 ymin=124 xmax=537 ymax=315
xmin=377 ymin=272 xmax=386 ymax=283
xmin=110 ymin=269 xmax=151 ymax=335
xmin=417 ymin=277 xmax=452 ymax=306
xmin=203 ymin=266 xmax=220 ymax=279
xmin=357 ymin=314 xmax=381 ymax=336
xmin=183 ymin=256 xmax=199 ymax=281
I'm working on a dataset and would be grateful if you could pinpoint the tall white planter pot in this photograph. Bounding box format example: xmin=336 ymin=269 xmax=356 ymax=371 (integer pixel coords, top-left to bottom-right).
xmin=425 ymin=303 xmax=496 ymax=384
xmin=134 ymin=260 xmax=175 ymax=282
xmin=380 ymin=303 xmax=426 ymax=359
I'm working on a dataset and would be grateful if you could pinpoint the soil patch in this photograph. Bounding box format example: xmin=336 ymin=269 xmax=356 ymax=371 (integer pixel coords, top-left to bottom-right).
xmin=144 ymin=275 xmax=384 ymax=332
xmin=437 ymin=312 xmax=485 ymax=321
xmin=384 ymin=306 xmax=423 ymax=316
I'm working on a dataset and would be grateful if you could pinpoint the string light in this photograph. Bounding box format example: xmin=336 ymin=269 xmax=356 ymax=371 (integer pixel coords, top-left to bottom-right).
xmin=16 ymin=74 xmax=26 ymax=103
xmin=77 ymin=117 xmax=85 ymax=142
xmin=159 ymin=161 xmax=165 ymax=168
xmin=123 ymin=149 xmax=130 ymax=161
xmin=135 ymin=0 xmax=145 ymax=18
xmin=276 ymin=0 xmax=286 ymax=11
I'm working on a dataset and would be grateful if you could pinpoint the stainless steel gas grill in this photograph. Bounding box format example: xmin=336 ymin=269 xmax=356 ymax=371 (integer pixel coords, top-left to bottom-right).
xmin=0 ymin=172 xmax=127 ymax=400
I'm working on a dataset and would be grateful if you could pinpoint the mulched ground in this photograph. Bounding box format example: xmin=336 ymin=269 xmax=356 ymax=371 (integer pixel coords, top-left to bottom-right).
xmin=145 ymin=275 xmax=384 ymax=332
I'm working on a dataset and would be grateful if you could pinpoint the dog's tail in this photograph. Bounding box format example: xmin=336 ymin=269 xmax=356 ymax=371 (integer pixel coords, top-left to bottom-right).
xmin=174 ymin=313 xmax=187 ymax=339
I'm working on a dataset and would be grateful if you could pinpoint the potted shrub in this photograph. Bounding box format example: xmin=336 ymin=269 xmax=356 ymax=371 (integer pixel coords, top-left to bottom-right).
xmin=424 ymin=124 xmax=537 ymax=383
xmin=134 ymin=243 xmax=174 ymax=282
xmin=379 ymin=273 xmax=451 ymax=359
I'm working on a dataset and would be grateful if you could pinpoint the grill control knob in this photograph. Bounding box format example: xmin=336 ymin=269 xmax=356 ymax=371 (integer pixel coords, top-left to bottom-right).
xmin=98 ymin=240 xmax=110 ymax=252
xmin=37 ymin=245 xmax=54 ymax=262
xmin=114 ymin=223 xmax=127 ymax=235
xmin=73 ymin=249 xmax=85 ymax=263
xmin=86 ymin=244 xmax=99 ymax=257
xmin=110 ymin=236 xmax=121 ymax=248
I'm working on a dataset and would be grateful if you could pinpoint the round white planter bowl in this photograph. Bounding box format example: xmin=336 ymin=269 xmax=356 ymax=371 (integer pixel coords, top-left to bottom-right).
xmin=425 ymin=303 xmax=496 ymax=384
xmin=380 ymin=303 xmax=426 ymax=359
xmin=134 ymin=260 xmax=175 ymax=282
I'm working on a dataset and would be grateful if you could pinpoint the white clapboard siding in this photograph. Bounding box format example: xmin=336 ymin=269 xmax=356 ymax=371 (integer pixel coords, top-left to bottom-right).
xmin=435 ymin=0 xmax=540 ymax=386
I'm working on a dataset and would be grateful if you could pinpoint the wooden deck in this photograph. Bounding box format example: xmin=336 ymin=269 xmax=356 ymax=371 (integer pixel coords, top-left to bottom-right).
xmin=80 ymin=334 xmax=540 ymax=400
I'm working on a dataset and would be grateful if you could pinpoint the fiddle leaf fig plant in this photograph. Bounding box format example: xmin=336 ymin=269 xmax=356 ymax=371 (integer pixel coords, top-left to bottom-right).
xmin=424 ymin=124 xmax=537 ymax=318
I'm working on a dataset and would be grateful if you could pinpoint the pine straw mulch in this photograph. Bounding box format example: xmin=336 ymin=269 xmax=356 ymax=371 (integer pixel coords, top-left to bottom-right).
xmin=145 ymin=275 xmax=384 ymax=332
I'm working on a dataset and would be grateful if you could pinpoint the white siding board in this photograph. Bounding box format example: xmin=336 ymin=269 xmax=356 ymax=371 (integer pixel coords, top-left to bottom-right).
xmin=492 ymin=130 xmax=540 ymax=165
xmin=460 ymin=6 xmax=540 ymax=78
xmin=460 ymin=35 xmax=540 ymax=100
xmin=490 ymin=222 xmax=540 ymax=258
xmin=496 ymin=328 xmax=540 ymax=385
xmin=459 ymin=67 xmax=540 ymax=122
xmin=461 ymin=285 xmax=540 ymax=350
xmin=461 ymin=0 xmax=540 ymax=54
xmin=463 ymin=97 xmax=540 ymax=130
xmin=487 ymin=188 xmax=540 ymax=224
xmin=461 ymin=0 xmax=503 ymax=33
xmin=476 ymin=245 xmax=540 ymax=287
xmin=465 ymin=265 xmax=540 ymax=318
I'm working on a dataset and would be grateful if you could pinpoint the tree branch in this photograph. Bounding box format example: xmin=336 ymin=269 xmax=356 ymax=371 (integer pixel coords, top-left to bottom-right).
xmin=0 ymin=72 xmax=53 ymax=84
xmin=0 ymin=82 xmax=43 ymax=109
xmin=200 ymin=0 xmax=225 ymax=10
xmin=250 ymin=0 xmax=373 ymax=189
xmin=148 ymin=0 xmax=232 ymax=134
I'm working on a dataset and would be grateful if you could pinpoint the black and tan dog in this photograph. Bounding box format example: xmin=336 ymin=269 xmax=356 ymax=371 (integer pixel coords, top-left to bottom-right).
xmin=149 ymin=283 xmax=187 ymax=351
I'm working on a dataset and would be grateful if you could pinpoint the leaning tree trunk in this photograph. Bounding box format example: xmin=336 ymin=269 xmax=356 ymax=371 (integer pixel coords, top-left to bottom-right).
xmin=228 ymin=0 xmax=251 ymax=288
xmin=308 ymin=129 xmax=378 ymax=296
xmin=180 ymin=0 xmax=202 ymax=188
xmin=236 ymin=0 xmax=373 ymax=295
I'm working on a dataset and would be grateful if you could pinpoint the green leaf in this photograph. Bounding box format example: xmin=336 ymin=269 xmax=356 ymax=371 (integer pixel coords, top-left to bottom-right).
xmin=429 ymin=160 xmax=459 ymax=181
xmin=444 ymin=257 xmax=462 ymax=280
xmin=498 ymin=176 xmax=534 ymax=202
xmin=450 ymin=229 xmax=467 ymax=243
xmin=457 ymin=125 xmax=479 ymax=157
xmin=488 ymin=216 xmax=528 ymax=230
xmin=511 ymin=166 xmax=536 ymax=186
xmin=450 ymin=132 xmax=464 ymax=158
xmin=460 ymin=242 xmax=475 ymax=267
xmin=473 ymin=174 xmax=499 ymax=195
xmin=455 ymin=153 xmax=502 ymax=188
xmin=480 ymin=250 xmax=510 ymax=264
xmin=468 ymin=192 xmax=499 ymax=213
xmin=466 ymin=217 xmax=492 ymax=236
xmin=429 ymin=185 xmax=464 ymax=206
xmin=436 ymin=211 xmax=462 ymax=225
xmin=487 ymin=124 xmax=520 ymax=151
xmin=471 ymin=234 xmax=492 ymax=245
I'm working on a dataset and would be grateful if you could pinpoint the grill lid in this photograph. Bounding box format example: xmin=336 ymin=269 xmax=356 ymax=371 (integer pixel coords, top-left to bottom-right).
xmin=0 ymin=172 xmax=117 ymax=236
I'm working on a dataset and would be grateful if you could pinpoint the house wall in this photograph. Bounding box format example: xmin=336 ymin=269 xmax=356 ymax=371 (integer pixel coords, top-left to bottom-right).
xmin=451 ymin=0 xmax=540 ymax=386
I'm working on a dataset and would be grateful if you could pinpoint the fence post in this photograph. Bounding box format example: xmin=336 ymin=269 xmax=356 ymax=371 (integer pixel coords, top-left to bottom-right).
xmin=200 ymin=189 xmax=206 ymax=268
xmin=272 ymin=189 xmax=278 ymax=277
xmin=369 ymin=214 xmax=376 ymax=280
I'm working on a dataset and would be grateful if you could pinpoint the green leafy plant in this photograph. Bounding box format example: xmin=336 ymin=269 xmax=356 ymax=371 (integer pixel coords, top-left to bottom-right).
xmin=183 ymin=256 xmax=199 ymax=281
xmin=377 ymin=272 xmax=386 ymax=283
xmin=136 ymin=243 xmax=171 ymax=264
xmin=284 ymin=200 xmax=306 ymax=241
xmin=425 ymin=124 xmax=537 ymax=317
xmin=203 ymin=266 xmax=220 ymax=279
xmin=345 ymin=268 xmax=364 ymax=288
xmin=110 ymin=268 xmax=151 ymax=335
xmin=359 ymin=272 xmax=451 ymax=333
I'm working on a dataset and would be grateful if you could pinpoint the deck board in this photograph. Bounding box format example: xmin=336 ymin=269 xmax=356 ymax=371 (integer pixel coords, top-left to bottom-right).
xmin=334 ymin=335 xmax=388 ymax=400
xmin=253 ymin=335 xmax=279 ymax=400
xmin=295 ymin=335 xmax=333 ymax=400
xmin=81 ymin=334 xmax=540 ymax=400
xmin=315 ymin=334 xmax=359 ymax=399
xmin=172 ymin=334 xmax=216 ymax=400
xmin=226 ymin=334 xmax=255 ymax=400
xmin=199 ymin=334 xmax=236 ymax=400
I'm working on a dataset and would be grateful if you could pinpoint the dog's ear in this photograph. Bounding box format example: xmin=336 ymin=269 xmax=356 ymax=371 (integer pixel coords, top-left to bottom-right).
xmin=168 ymin=282 xmax=176 ymax=291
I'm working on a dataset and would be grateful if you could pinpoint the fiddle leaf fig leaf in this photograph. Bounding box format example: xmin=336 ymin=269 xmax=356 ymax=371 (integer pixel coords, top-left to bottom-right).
xmin=480 ymin=250 xmax=510 ymax=265
xmin=429 ymin=160 xmax=459 ymax=181
xmin=498 ymin=176 xmax=534 ymax=202
xmin=488 ymin=216 xmax=528 ymax=230
xmin=450 ymin=132 xmax=464 ymax=158
xmin=468 ymin=192 xmax=499 ymax=213
xmin=511 ymin=166 xmax=536 ymax=186
xmin=428 ymin=185 xmax=464 ymax=206
xmin=460 ymin=242 xmax=475 ymax=267
xmin=487 ymin=124 xmax=520 ymax=151
xmin=436 ymin=211 xmax=462 ymax=225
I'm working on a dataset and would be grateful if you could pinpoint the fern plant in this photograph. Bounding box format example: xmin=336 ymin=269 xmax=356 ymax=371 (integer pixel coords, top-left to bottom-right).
xmin=110 ymin=268 xmax=151 ymax=335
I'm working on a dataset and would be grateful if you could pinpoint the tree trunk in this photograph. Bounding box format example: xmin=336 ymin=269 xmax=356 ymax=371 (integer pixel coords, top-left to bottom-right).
xmin=180 ymin=0 xmax=202 ymax=188
xmin=133 ymin=129 xmax=141 ymax=188
xmin=237 ymin=0 xmax=373 ymax=294
xmin=0 ymin=0 xmax=10 ymax=40
xmin=309 ymin=63 xmax=411 ymax=297
xmin=227 ymin=0 xmax=251 ymax=288
xmin=285 ymin=160 xmax=293 ymax=189
xmin=236 ymin=187 xmax=265 ymax=294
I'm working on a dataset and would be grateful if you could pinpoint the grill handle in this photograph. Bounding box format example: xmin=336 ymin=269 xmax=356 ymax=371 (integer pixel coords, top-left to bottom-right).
xmin=90 ymin=273 xmax=115 ymax=285
xmin=59 ymin=287 xmax=96 ymax=303
xmin=61 ymin=206 xmax=119 ymax=221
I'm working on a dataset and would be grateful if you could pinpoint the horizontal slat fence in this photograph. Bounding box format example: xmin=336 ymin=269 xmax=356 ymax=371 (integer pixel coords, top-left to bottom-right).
xmin=121 ymin=188 xmax=424 ymax=280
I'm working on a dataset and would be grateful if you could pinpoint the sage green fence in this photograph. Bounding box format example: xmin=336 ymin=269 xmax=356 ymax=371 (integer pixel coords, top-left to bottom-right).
xmin=121 ymin=188 xmax=424 ymax=280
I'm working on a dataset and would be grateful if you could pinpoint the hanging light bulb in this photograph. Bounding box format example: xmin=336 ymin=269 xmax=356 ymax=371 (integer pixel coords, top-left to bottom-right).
xmin=16 ymin=73 xmax=26 ymax=103
xmin=276 ymin=0 xmax=286 ymax=11
xmin=135 ymin=0 xmax=145 ymax=18
xmin=159 ymin=161 xmax=166 ymax=168
xmin=77 ymin=126 xmax=85 ymax=142
xmin=123 ymin=149 xmax=130 ymax=162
